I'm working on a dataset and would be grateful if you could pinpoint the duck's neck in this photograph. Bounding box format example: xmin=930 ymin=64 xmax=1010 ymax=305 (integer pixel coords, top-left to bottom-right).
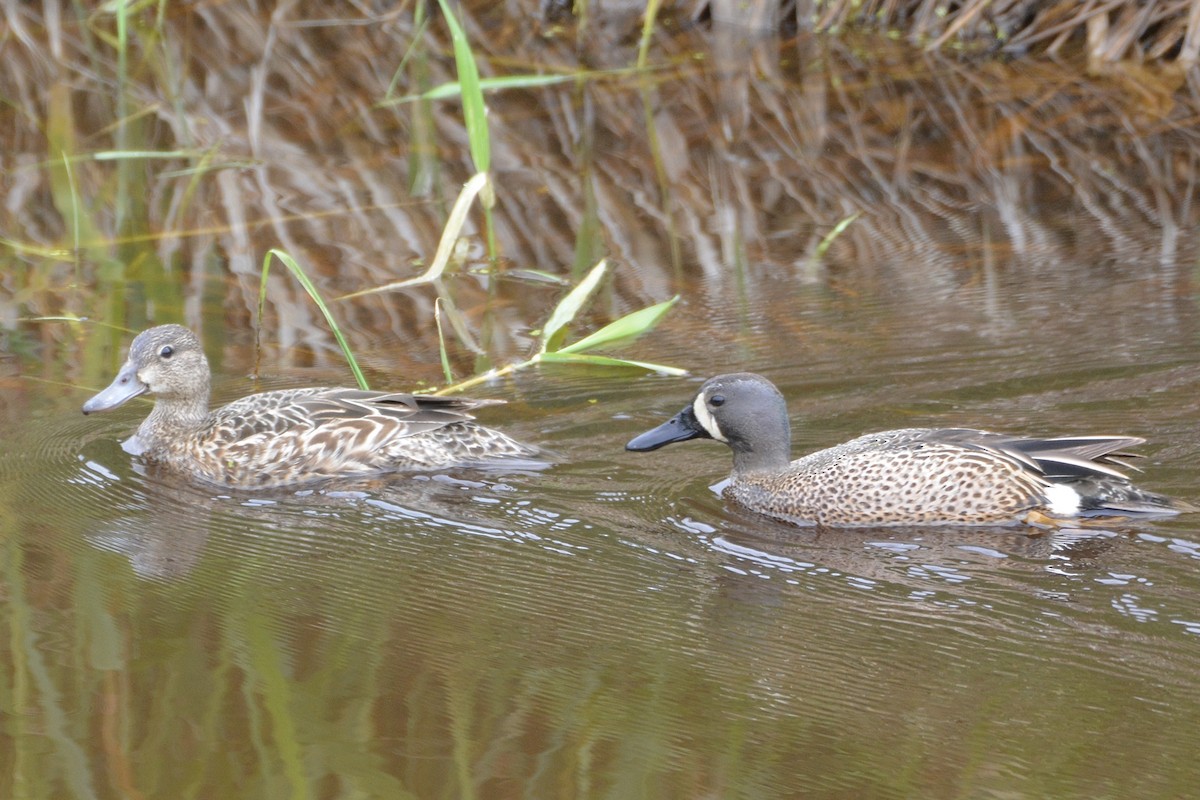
xmin=138 ymin=391 xmax=211 ymax=445
xmin=729 ymin=430 xmax=792 ymax=476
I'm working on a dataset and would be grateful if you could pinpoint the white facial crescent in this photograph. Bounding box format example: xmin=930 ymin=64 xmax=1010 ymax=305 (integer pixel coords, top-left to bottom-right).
xmin=693 ymin=393 xmax=728 ymax=442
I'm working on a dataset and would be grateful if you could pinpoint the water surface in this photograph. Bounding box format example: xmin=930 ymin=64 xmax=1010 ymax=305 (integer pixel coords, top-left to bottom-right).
xmin=2 ymin=5 xmax=1200 ymax=799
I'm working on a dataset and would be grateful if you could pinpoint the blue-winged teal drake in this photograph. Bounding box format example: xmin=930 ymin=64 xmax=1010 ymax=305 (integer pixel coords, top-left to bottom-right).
xmin=626 ymin=372 xmax=1187 ymax=527
xmin=82 ymin=325 xmax=536 ymax=488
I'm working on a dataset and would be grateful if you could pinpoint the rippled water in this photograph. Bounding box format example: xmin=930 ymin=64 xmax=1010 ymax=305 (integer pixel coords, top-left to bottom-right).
xmin=7 ymin=262 xmax=1200 ymax=798
xmin=4 ymin=5 xmax=1200 ymax=799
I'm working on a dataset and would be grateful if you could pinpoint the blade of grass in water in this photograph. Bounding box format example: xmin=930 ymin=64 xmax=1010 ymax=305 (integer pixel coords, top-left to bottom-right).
xmin=381 ymin=70 xmax=642 ymax=105
xmin=113 ymin=0 xmax=130 ymax=233
xmin=259 ymin=249 xmax=368 ymax=390
xmin=538 ymin=351 xmax=686 ymax=375
xmin=434 ymin=297 xmax=455 ymax=384
xmin=384 ymin=14 xmax=430 ymax=101
xmin=433 ymin=286 xmax=484 ymax=355
xmin=435 ymin=259 xmax=684 ymax=393
xmin=814 ymin=212 xmax=860 ymax=260
xmin=434 ymin=0 xmax=497 ymax=255
xmin=435 ymin=0 xmax=489 ymax=178
xmin=637 ymin=0 xmax=665 ymax=70
xmin=556 ymin=296 xmax=679 ymax=355
xmin=339 ymin=172 xmax=489 ymax=299
xmin=540 ymin=259 xmax=608 ymax=353
xmin=0 ymin=239 xmax=73 ymax=259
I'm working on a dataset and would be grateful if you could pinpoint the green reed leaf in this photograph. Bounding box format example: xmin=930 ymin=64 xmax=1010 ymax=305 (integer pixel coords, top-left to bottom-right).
xmin=339 ymin=172 xmax=489 ymax=298
xmin=387 ymin=73 xmax=580 ymax=104
xmin=814 ymin=212 xmax=860 ymax=260
xmin=538 ymin=351 xmax=687 ymax=375
xmin=380 ymin=66 xmax=653 ymax=106
xmin=434 ymin=297 xmax=454 ymax=384
xmin=637 ymin=0 xmax=664 ymax=69
xmin=540 ymin=259 xmax=607 ymax=354
xmin=557 ymin=296 xmax=679 ymax=354
xmin=260 ymin=249 xmax=369 ymax=390
xmin=93 ymin=149 xmax=209 ymax=160
xmin=436 ymin=0 xmax=489 ymax=177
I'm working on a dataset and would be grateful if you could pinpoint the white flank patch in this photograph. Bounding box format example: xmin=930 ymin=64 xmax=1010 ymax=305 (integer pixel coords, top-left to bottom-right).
xmin=693 ymin=394 xmax=728 ymax=442
xmin=1044 ymin=483 xmax=1082 ymax=517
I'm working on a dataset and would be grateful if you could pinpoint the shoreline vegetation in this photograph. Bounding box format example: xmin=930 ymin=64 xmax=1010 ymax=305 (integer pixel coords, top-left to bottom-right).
xmin=1 ymin=1 xmax=1197 ymax=392
xmin=660 ymin=1 xmax=1200 ymax=66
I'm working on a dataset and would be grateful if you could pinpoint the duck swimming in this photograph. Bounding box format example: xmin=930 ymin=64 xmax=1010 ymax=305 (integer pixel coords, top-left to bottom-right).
xmin=82 ymin=324 xmax=535 ymax=489
xmin=626 ymin=372 xmax=1187 ymax=527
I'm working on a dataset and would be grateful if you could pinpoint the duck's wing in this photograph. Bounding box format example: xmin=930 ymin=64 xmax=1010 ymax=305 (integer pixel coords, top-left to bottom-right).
xmin=864 ymin=429 xmax=1142 ymax=479
xmin=210 ymin=388 xmax=503 ymax=443
xmin=821 ymin=428 xmax=1147 ymax=481
xmin=193 ymin=388 xmax=520 ymax=485
xmin=905 ymin=429 xmax=1142 ymax=481
xmin=985 ymin=434 xmax=1144 ymax=481
xmin=300 ymin=389 xmax=501 ymax=430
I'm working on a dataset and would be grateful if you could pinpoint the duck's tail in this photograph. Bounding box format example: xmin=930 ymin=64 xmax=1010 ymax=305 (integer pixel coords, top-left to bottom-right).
xmin=1070 ymin=477 xmax=1195 ymax=518
xmin=996 ymin=434 xmax=1189 ymax=518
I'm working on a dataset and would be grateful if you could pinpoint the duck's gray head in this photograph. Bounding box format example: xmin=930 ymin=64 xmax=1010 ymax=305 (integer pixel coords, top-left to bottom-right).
xmin=625 ymin=373 xmax=792 ymax=473
xmin=82 ymin=324 xmax=210 ymax=415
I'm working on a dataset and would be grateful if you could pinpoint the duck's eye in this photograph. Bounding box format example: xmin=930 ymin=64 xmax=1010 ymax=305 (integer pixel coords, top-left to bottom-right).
xmin=710 ymin=394 xmax=725 ymax=407
xmin=159 ymin=345 xmax=174 ymax=359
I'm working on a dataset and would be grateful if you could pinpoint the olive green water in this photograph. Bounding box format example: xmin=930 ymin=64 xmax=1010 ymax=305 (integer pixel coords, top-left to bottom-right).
xmin=3 ymin=5 xmax=1200 ymax=799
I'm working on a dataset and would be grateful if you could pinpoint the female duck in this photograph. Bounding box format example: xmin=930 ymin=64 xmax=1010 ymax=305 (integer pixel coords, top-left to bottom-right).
xmin=626 ymin=372 xmax=1186 ymax=527
xmin=82 ymin=325 xmax=535 ymax=489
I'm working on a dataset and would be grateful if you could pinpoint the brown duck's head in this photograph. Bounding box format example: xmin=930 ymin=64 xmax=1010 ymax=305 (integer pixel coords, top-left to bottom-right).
xmin=82 ymin=324 xmax=211 ymax=414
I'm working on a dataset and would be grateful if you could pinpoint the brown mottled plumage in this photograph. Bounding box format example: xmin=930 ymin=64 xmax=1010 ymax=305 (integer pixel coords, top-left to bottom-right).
xmin=82 ymin=325 xmax=535 ymax=488
xmin=627 ymin=372 xmax=1187 ymax=527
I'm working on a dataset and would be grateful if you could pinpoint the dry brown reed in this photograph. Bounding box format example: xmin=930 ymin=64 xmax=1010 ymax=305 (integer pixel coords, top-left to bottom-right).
xmin=0 ymin=2 xmax=1197 ymax=376
xmin=694 ymin=0 xmax=1200 ymax=65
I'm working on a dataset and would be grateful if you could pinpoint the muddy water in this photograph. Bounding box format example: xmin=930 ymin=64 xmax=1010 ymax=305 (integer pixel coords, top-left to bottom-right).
xmin=3 ymin=6 xmax=1200 ymax=799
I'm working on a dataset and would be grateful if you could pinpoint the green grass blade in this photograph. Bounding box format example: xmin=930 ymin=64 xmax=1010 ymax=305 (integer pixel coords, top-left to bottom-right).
xmin=433 ymin=286 xmax=484 ymax=355
xmin=636 ymin=0 xmax=664 ymax=70
xmin=255 ymin=253 xmax=271 ymax=373
xmin=540 ymin=259 xmax=607 ymax=354
xmin=814 ymin=212 xmax=860 ymax=260
xmin=434 ymin=297 xmax=454 ymax=384
xmin=384 ymin=14 xmax=430 ymax=101
xmin=435 ymin=0 xmax=489 ymax=176
xmin=557 ymin=295 xmax=678 ymax=354
xmin=0 ymin=238 xmax=73 ymax=259
xmin=339 ymin=172 xmax=489 ymax=298
xmin=538 ymin=351 xmax=687 ymax=375
xmin=379 ymin=65 xmax=656 ymax=106
xmin=92 ymin=149 xmax=211 ymax=160
xmin=114 ymin=0 xmax=130 ymax=234
xmin=388 ymin=75 xmax=566 ymax=105
xmin=260 ymin=249 xmax=369 ymax=390
xmin=385 ymin=73 xmax=587 ymax=105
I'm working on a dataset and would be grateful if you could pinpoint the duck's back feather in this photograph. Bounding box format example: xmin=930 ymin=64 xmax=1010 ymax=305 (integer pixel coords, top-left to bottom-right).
xmin=732 ymin=428 xmax=1179 ymax=526
xmin=147 ymin=388 xmax=532 ymax=488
